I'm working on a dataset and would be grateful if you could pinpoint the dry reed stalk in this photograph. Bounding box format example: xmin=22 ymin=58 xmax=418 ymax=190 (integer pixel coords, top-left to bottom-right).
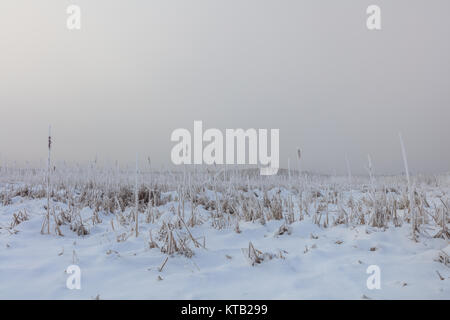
xmin=41 ymin=126 xmax=52 ymax=234
xmin=179 ymin=216 xmax=204 ymax=248
xmin=434 ymin=199 xmax=449 ymax=239
xmin=399 ymin=133 xmax=418 ymax=237
xmin=135 ymin=153 xmax=139 ymax=237
xmin=159 ymin=256 xmax=168 ymax=272
xmin=244 ymin=241 xmax=262 ymax=266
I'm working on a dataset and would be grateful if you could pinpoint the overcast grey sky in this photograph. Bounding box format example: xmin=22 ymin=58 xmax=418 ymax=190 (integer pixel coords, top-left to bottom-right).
xmin=0 ymin=1 xmax=449 ymax=174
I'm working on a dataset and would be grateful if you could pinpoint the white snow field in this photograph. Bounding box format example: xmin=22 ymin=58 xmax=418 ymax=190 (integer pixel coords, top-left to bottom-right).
xmin=0 ymin=169 xmax=449 ymax=299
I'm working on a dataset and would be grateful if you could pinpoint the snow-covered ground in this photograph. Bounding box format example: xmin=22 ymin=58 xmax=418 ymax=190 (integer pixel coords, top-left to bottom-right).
xmin=0 ymin=186 xmax=448 ymax=299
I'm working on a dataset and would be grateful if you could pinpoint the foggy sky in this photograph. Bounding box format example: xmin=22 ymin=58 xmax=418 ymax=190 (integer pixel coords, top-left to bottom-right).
xmin=1 ymin=0 xmax=449 ymax=174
